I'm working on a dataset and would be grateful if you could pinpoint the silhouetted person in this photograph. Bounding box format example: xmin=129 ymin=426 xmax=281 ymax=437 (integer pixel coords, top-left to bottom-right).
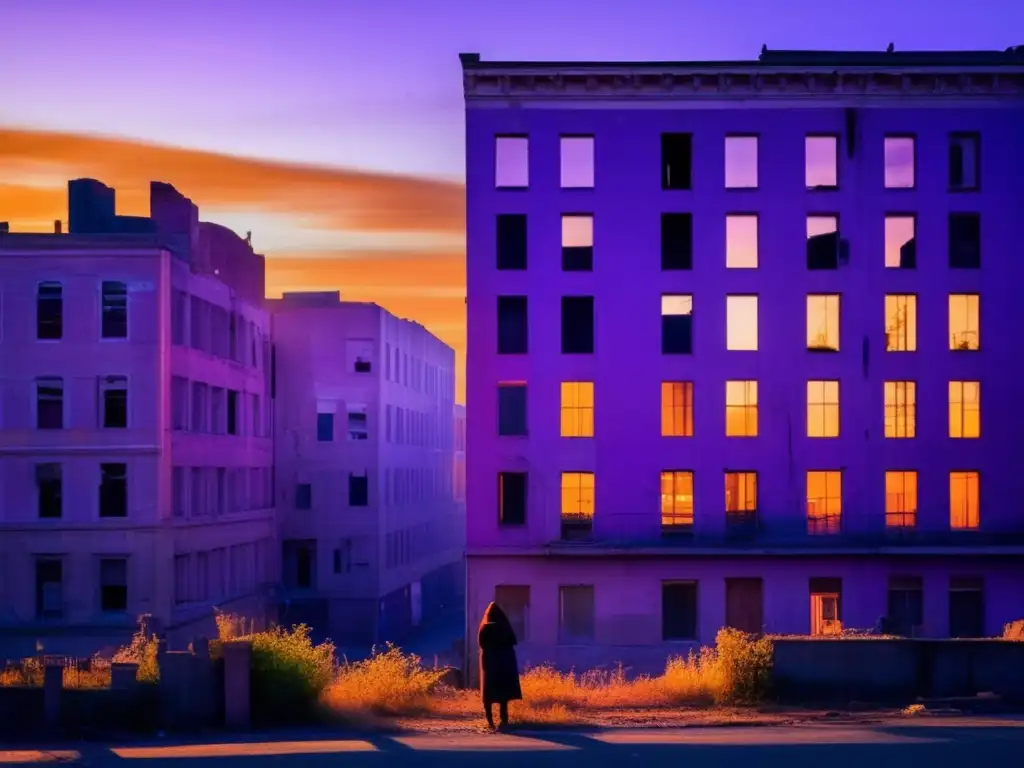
xmin=478 ymin=601 xmax=522 ymax=729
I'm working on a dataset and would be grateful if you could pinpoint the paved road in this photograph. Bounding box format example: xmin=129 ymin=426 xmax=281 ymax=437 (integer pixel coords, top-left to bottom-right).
xmin=3 ymin=719 xmax=1024 ymax=766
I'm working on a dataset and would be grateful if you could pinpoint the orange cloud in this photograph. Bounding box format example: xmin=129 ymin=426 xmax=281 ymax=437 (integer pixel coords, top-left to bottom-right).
xmin=0 ymin=128 xmax=467 ymax=400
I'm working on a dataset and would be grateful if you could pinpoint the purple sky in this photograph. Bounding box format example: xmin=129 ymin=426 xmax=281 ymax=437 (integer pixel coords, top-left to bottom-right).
xmin=2 ymin=0 xmax=1019 ymax=181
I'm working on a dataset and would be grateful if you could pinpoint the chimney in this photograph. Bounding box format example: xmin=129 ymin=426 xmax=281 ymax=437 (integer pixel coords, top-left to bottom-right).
xmin=54 ymin=220 xmax=63 ymax=234
xmin=0 ymin=222 xmax=9 ymax=234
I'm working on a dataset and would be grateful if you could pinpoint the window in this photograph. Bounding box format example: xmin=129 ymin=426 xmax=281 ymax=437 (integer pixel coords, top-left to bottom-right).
xmin=498 ymin=472 xmax=527 ymax=526
xmin=885 ymin=295 xmax=917 ymax=352
xmin=317 ymin=412 xmax=334 ymax=442
xmin=949 ymin=577 xmax=984 ymax=638
xmin=561 ymin=214 xmax=593 ymax=271
xmin=807 ymin=380 xmax=839 ymax=438
xmin=726 ymin=295 xmax=758 ymax=351
xmin=805 ymin=135 xmax=838 ymax=189
xmin=560 ymin=472 xmax=594 ymax=534
xmin=349 ymin=473 xmax=368 ymax=506
xmin=99 ymin=463 xmax=128 ymax=518
xmin=661 ymin=294 xmax=693 ymax=354
xmin=885 ymin=471 xmax=918 ymax=529
xmin=37 ymin=281 xmax=63 ymax=340
xmin=36 ymin=377 xmax=64 ymax=430
xmin=226 ymin=390 xmax=238 ymax=435
xmin=725 ymin=472 xmax=757 ymax=527
xmin=296 ymin=483 xmax=312 ymax=510
xmin=346 ymin=339 xmax=373 ymax=374
xmin=810 ymin=578 xmax=842 ymax=636
xmin=99 ymin=558 xmax=128 ymax=612
xmin=497 ymin=382 xmax=527 ymax=436
xmin=949 ymin=213 xmax=981 ymax=269
xmin=806 ymin=294 xmax=840 ymax=351
xmin=884 ymin=381 xmax=917 ymax=439
xmin=36 ymin=463 xmax=62 ymax=519
xmin=725 ymin=380 xmax=757 ymax=437
xmin=101 ymin=280 xmax=128 ymax=339
xmin=558 ymin=585 xmax=595 ymax=644
xmin=496 ymin=214 xmax=527 ymax=270
xmin=661 ymin=213 xmax=693 ymax=270
xmin=495 ymin=135 xmax=528 ymax=189
xmin=497 ymin=296 xmax=528 ymax=354
xmin=949 ymin=381 xmax=980 ymax=439
xmin=884 ymin=136 xmax=915 ymax=189
xmin=347 ymin=404 xmax=368 ymax=440
xmin=949 ymin=294 xmax=980 ymax=350
xmin=99 ymin=376 xmax=128 ymax=428
xmin=725 ymin=215 xmax=758 ymax=268
xmin=171 ymin=376 xmax=189 ymax=430
xmin=662 ymin=582 xmax=698 ymax=641
xmin=807 ymin=215 xmax=840 ymax=270
xmin=660 ymin=470 xmax=694 ymax=531
xmin=560 ymin=136 xmax=594 ymax=188
xmin=724 ymin=135 xmax=758 ymax=189
xmin=949 ymin=133 xmax=980 ymax=191
xmin=494 ymin=585 xmax=530 ymax=642
xmin=35 ymin=559 xmax=63 ymax=619
xmin=888 ymin=576 xmax=923 ymax=637
xmin=561 ymin=296 xmax=594 ymax=354
xmin=560 ymin=381 xmax=594 ymax=438
xmin=661 ymin=133 xmax=692 ymax=190
xmin=885 ymin=215 xmax=916 ymax=269
xmin=806 ymin=471 xmax=841 ymax=534
xmin=661 ymin=381 xmax=694 ymax=437
xmin=950 ymin=471 xmax=980 ymax=530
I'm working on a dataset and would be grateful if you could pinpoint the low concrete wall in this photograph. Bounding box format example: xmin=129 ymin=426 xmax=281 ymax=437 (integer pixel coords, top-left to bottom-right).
xmin=772 ymin=639 xmax=1024 ymax=703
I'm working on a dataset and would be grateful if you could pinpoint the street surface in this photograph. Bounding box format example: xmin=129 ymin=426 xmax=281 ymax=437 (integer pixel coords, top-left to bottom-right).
xmin=2 ymin=718 xmax=1024 ymax=766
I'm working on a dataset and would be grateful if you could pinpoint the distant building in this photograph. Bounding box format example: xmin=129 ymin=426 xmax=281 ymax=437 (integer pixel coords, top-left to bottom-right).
xmin=462 ymin=47 xmax=1024 ymax=673
xmin=270 ymin=291 xmax=462 ymax=645
xmin=0 ymin=180 xmax=276 ymax=657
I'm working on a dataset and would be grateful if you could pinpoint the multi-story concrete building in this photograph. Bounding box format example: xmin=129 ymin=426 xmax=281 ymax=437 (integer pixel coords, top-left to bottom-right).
xmin=0 ymin=179 xmax=277 ymax=657
xmin=462 ymin=47 xmax=1024 ymax=672
xmin=271 ymin=291 xmax=462 ymax=646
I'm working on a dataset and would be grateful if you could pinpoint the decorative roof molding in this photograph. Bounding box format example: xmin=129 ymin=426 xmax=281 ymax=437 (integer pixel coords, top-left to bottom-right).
xmin=463 ymin=68 xmax=1024 ymax=102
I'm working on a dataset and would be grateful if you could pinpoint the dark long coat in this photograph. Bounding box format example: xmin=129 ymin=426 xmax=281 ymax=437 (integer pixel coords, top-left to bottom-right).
xmin=478 ymin=604 xmax=523 ymax=705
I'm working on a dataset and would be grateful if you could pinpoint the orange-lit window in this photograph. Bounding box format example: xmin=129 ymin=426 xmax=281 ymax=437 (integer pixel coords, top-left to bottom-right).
xmin=885 ymin=295 xmax=918 ymax=352
xmin=810 ymin=579 xmax=842 ymax=636
xmin=725 ymin=472 xmax=757 ymax=515
xmin=807 ymin=380 xmax=839 ymax=438
xmin=560 ymin=472 xmax=594 ymax=524
xmin=949 ymin=381 xmax=980 ymax=439
xmin=884 ymin=381 xmax=916 ymax=439
xmin=560 ymin=381 xmax=594 ymax=438
xmin=885 ymin=471 xmax=918 ymax=529
xmin=807 ymin=294 xmax=840 ymax=351
xmin=725 ymin=381 xmax=758 ymax=437
xmin=726 ymin=295 xmax=758 ymax=350
xmin=807 ymin=471 xmax=842 ymax=535
xmin=950 ymin=471 xmax=980 ymax=530
xmin=661 ymin=471 xmax=694 ymax=530
xmin=725 ymin=214 xmax=758 ymax=267
xmin=661 ymin=381 xmax=693 ymax=437
xmin=949 ymin=294 xmax=980 ymax=351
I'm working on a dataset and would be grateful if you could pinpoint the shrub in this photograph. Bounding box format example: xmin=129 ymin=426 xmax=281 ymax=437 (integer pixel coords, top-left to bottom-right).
xmin=323 ymin=643 xmax=448 ymax=716
xmin=112 ymin=628 xmax=160 ymax=683
xmin=1004 ymin=620 xmax=1024 ymax=639
xmin=234 ymin=623 xmax=336 ymax=725
xmin=711 ymin=628 xmax=773 ymax=704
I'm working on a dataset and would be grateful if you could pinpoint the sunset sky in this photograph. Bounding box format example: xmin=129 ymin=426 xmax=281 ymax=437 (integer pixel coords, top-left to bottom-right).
xmin=1 ymin=0 xmax=1018 ymax=401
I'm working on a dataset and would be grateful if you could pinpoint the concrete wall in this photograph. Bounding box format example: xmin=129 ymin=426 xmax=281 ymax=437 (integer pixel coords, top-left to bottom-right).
xmin=772 ymin=638 xmax=1024 ymax=702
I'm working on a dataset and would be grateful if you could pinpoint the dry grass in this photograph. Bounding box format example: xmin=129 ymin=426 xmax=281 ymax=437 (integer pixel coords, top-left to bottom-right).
xmin=0 ymin=658 xmax=112 ymax=689
xmin=322 ymin=628 xmax=774 ymax=728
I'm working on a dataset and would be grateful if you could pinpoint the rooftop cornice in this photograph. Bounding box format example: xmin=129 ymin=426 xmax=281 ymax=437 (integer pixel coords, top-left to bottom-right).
xmin=463 ymin=68 xmax=1024 ymax=102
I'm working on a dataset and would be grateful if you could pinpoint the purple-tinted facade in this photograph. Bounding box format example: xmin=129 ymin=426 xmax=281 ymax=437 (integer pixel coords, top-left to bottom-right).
xmin=463 ymin=49 xmax=1024 ymax=673
xmin=0 ymin=180 xmax=276 ymax=657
